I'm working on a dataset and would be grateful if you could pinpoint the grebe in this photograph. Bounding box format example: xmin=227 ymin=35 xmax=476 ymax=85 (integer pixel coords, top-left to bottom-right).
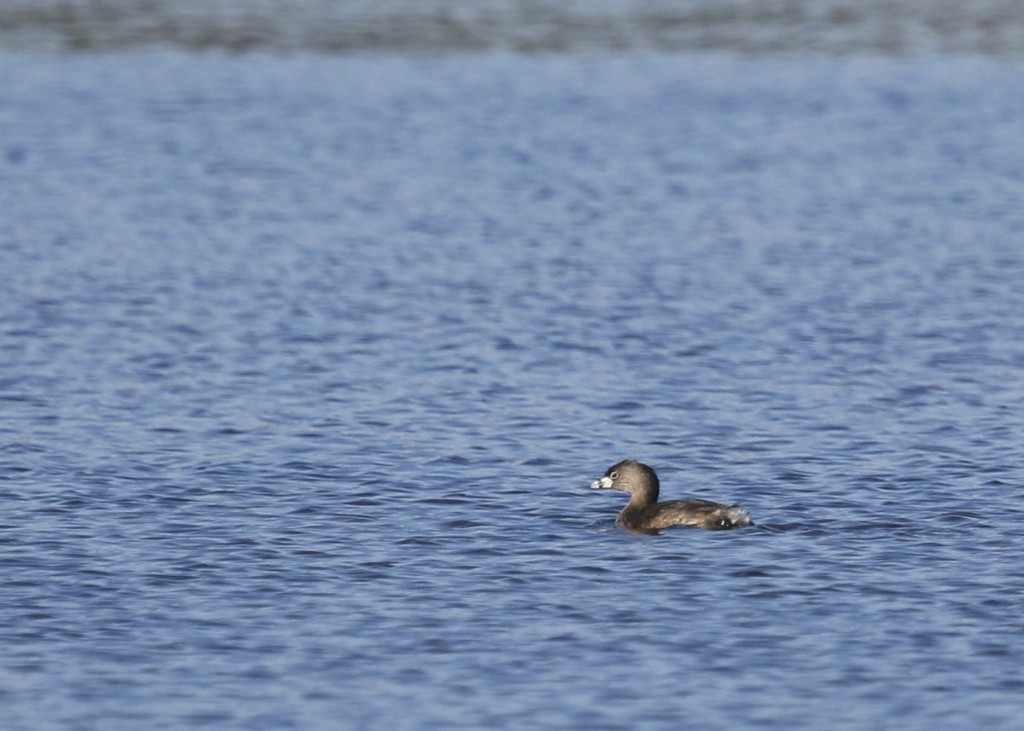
xmin=591 ymin=460 xmax=753 ymax=532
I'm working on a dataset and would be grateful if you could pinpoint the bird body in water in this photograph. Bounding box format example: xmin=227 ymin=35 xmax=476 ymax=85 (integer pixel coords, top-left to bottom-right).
xmin=591 ymin=459 xmax=753 ymax=533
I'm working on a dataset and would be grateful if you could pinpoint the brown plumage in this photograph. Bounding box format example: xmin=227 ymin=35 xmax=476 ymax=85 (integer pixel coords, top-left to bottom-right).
xmin=590 ymin=459 xmax=753 ymax=533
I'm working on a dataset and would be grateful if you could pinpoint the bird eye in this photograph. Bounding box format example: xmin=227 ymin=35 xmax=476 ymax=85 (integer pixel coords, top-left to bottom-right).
xmin=609 ymin=471 xmax=618 ymax=479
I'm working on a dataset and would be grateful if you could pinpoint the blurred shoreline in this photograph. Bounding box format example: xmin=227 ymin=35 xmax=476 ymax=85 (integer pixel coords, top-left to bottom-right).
xmin=2 ymin=0 xmax=1024 ymax=55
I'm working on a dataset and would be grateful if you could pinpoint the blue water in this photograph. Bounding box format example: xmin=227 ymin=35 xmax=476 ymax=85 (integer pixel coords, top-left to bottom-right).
xmin=2 ymin=53 xmax=1024 ymax=730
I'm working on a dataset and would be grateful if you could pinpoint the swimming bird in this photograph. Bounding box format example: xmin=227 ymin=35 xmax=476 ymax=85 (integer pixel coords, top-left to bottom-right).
xmin=590 ymin=459 xmax=753 ymax=532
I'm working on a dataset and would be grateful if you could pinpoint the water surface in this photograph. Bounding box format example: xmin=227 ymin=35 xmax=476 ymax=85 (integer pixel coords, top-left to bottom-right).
xmin=2 ymin=54 xmax=1024 ymax=730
